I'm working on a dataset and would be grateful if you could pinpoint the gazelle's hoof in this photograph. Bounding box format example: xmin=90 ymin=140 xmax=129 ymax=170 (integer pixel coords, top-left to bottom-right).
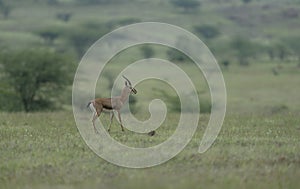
xmin=148 ymin=130 xmax=156 ymax=136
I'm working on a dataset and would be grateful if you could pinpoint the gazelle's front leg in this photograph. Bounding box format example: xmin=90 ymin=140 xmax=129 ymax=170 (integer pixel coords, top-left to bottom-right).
xmin=116 ymin=110 xmax=124 ymax=132
xmin=108 ymin=111 xmax=114 ymax=132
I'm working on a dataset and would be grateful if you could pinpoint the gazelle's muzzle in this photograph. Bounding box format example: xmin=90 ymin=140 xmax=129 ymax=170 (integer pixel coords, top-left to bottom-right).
xmin=131 ymin=88 xmax=137 ymax=94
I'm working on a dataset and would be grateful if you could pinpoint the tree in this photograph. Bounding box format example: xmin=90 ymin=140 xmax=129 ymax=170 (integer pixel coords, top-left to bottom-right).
xmin=266 ymin=42 xmax=290 ymax=61
xmin=0 ymin=0 xmax=12 ymax=19
xmin=36 ymin=28 xmax=61 ymax=45
xmin=167 ymin=48 xmax=190 ymax=62
xmin=74 ymin=0 xmax=123 ymax=5
xmin=230 ymin=36 xmax=256 ymax=65
xmin=0 ymin=49 xmax=73 ymax=112
xmin=170 ymin=0 xmax=201 ymax=13
xmin=285 ymin=36 xmax=300 ymax=62
xmin=242 ymin=0 xmax=252 ymax=4
xmin=194 ymin=25 xmax=220 ymax=39
xmin=166 ymin=36 xmax=194 ymax=63
xmin=140 ymin=45 xmax=154 ymax=59
xmin=47 ymin=0 xmax=58 ymax=5
xmin=65 ymin=22 xmax=110 ymax=57
xmin=56 ymin=12 xmax=72 ymax=22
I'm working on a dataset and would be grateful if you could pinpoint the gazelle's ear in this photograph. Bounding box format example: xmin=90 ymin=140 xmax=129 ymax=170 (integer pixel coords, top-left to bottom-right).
xmin=125 ymin=81 xmax=128 ymax=86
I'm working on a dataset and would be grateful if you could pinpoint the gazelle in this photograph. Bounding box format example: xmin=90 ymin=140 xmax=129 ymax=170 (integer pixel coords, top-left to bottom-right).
xmin=87 ymin=75 xmax=137 ymax=133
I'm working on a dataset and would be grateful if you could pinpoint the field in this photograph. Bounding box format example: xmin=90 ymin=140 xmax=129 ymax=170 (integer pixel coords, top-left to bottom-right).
xmin=0 ymin=112 xmax=299 ymax=189
xmin=1 ymin=0 xmax=300 ymax=188
xmin=1 ymin=63 xmax=300 ymax=189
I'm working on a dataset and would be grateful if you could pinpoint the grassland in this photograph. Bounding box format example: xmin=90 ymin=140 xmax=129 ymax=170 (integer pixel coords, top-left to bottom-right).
xmin=1 ymin=63 xmax=300 ymax=189
xmin=1 ymin=0 xmax=300 ymax=188
xmin=0 ymin=111 xmax=299 ymax=189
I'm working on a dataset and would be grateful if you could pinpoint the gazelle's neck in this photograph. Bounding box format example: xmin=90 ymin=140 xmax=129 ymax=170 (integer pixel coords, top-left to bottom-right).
xmin=120 ymin=87 xmax=130 ymax=103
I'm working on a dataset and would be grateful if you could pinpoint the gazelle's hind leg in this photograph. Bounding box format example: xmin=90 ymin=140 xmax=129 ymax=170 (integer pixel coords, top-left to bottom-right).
xmin=108 ymin=111 xmax=114 ymax=132
xmin=116 ymin=110 xmax=124 ymax=132
xmin=92 ymin=112 xmax=99 ymax=133
xmin=89 ymin=102 xmax=103 ymax=134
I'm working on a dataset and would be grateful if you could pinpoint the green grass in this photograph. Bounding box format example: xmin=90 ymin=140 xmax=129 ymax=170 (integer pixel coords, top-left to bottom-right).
xmin=224 ymin=63 xmax=300 ymax=113
xmin=0 ymin=62 xmax=299 ymax=188
xmin=0 ymin=112 xmax=299 ymax=189
xmin=1 ymin=1 xmax=300 ymax=188
xmin=1 ymin=61 xmax=299 ymax=188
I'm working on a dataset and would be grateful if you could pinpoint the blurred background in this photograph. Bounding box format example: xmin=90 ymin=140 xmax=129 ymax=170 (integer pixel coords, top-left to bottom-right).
xmin=0 ymin=0 xmax=299 ymax=114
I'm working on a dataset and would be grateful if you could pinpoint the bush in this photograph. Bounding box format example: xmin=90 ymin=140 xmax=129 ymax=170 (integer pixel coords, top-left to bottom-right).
xmin=56 ymin=12 xmax=72 ymax=22
xmin=194 ymin=25 xmax=220 ymax=39
xmin=0 ymin=0 xmax=12 ymax=19
xmin=36 ymin=27 xmax=62 ymax=45
xmin=74 ymin=0 xmax=123 ymax=5
xmin=167 ymin=48 xmax=190 ymax=63
xmin=230 ymin=36 xmax=257 ymax=65
xmin=170 ymin=0 xmax=201 ymax=13
xmin=140 ymin=45 xmax=155 ymax=59
xmin=129 ymin=95 xmax=138 ymax=114
xmin=65 ymin=22 xmax=110 ymax=57
xmin=242 ymin=0 xmax=252 ymax=4
xmin=0 ymin=82 xmax=22 ymax=111
xmin=0 ymin=49 xmax=74 ymax=112
xmin=265 ymin=42 xmax=291 ymax=61
xmin=284 ymin=36 xmax=300 ymax=62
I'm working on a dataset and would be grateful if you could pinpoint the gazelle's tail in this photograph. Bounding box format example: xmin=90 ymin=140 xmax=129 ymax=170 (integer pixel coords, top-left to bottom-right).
xmin=86 ymin=101 xmax=92 ymax=108
xmin=87 ymin=101 xmax=96 ymax=113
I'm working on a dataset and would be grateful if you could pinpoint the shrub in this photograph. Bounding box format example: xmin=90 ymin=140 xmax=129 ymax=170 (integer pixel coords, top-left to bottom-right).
xmin=36 ymin=28 xmax=62 ymax=45
xmin=170 ymin=0 xmax=201 ymax=13
xmin=140 ymin=45 xmax=155 ymax=59
xmin=194 ymin=25 xmax=220 ymax=39
xmin=56 ymin=12 xmax=72 ymax=22
xmin=65 ymin=22 xmax=110 ymax=57
xmin=230 ymin=36 xmax=257 ymax=65
xmin=167 ymin=48 xmax=190 ymax=63
xmin=0 ymin=49 xmax=74 ymax=112
xmin=0 ymin=0 xmax=12 ymax=19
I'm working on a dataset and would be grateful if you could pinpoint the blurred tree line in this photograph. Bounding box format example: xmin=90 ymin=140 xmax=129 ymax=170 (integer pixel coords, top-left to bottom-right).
xmin=0 ymin=0 xmax=300 ymax=112
xmin=0 ymin=17 xmax=141 ymax=112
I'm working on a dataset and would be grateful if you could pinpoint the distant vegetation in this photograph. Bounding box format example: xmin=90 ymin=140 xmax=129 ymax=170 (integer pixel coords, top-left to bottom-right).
xmin=0 ymin=0 xmax=12 ymax=19
xmin=0 ymin=0 xmax=299 ymax=111
xmin=194 ymin=24 xmax=220 ymax=40
xmin=170 ymin=0 xmax=201 ymax=13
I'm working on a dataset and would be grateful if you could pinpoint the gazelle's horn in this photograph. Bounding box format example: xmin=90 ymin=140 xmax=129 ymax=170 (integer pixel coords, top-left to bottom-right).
xmin=122 ymin=75 xmax=132 ymax=86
